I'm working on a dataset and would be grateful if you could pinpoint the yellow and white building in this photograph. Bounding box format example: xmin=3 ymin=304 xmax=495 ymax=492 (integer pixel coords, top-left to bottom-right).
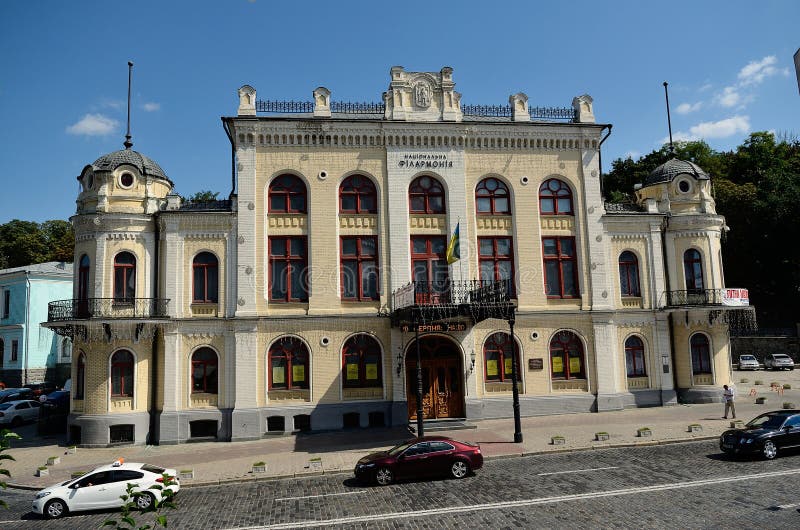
xmin=45 ymin=67 xmax=747 ymax=446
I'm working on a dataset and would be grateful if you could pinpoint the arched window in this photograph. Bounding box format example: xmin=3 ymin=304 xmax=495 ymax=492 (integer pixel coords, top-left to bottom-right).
xmin=339 ymin=175 xmax=377 ymax=214
xmin=539 ymin=178 xmax=573 ymax=215
xmin=78 ymin=255 xmax=90 ymax=301
xmin=110 ymin=350 xmax=134 ymax=398
xmin=61 ymin=338 xmax=72 ymax=360
xmin=690 ymin=334 xmax=712 ymax=374
xmin=683 ymin=249 xmax=704 ymax=292
xmin=625 ymin=336 xmax=646 ymax=377
xmin=269 ymin=337 xmax=309 ymax=390
xmin=619 ymin=251 xmax=641 ymax=297
xmin=113 ymin=252 xmax=136 ymax=302
xmin=483 ymin=332 xmax=520 ymax=382
xmin=550 ymin=331 xmax=585 ymax=380
xmin=191 ymin=348 xmax=218 ymax=394
xmin=269 ymin=174 xmax=307 ymax=213
xmin=475 ymin=177 xmax=510 ymax=215
xmin=192 ymin=252 xmax=219 ymax=303
xmin=342 ymin=335 xmax=382 ymax=388
xmin=75 ymin=352 xmax=85 ymax=399
xmin=409 ymin=175 xmax=446 ymax=214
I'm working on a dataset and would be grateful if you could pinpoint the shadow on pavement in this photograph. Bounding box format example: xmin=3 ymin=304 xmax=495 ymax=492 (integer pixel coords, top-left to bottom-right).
xmin=292 ymin=426 xmax=410 ymax=454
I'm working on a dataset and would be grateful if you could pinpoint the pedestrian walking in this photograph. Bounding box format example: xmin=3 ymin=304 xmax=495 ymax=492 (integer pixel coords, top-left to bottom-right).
xmin=723 ymin=384 xmax=736 ymax=419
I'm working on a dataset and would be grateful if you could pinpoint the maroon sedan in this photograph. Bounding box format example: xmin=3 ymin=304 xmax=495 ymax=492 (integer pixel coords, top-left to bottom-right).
xmin=354 ymin=436 xmax=483 ymax=485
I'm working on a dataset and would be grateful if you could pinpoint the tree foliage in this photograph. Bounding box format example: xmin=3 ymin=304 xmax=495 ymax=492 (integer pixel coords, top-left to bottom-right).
xmin=182 ymin=190 xmax=220 ymax=202
xmin=0 ymin=220 xmax=74 ymax=269
xmin=604 ymin=132 xmax=800 ymax=326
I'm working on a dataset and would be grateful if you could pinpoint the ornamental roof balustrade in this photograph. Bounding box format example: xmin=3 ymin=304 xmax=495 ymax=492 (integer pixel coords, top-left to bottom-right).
xmin=662 ymin=288 xmax=750 ymax=309
xmin=176 ymin=199 xmax=233 ymax=211
xmin=47 ymin=298 xmax=170 ymax=323
xmin=604 ymin=202 xmax=645 ymax=213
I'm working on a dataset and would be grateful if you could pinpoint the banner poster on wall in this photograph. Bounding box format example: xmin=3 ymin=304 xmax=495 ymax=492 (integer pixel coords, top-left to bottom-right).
xmin=273 ymin=366 xmax=285 ymax=384
xmin=366 ymin=363 xmax=378 ymax=380
xmin=293 ymin=365 xmax=305 ymax=382
xmin=504 ymin=358 xmax=513 ymax=375
xmin=347 ymin=363 xmax=359 ymax=380
xmin=486 ymin=359 xmax=498 ymax=377
xmin=552 ymin=356 xmax=563 ymax=374
xmin=570 ymin=356 xmax=581 ymax=374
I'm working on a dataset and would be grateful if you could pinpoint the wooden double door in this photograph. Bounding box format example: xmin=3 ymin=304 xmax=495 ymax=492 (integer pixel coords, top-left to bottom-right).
xmin=406 ymin=338 xmax=464 ymax=420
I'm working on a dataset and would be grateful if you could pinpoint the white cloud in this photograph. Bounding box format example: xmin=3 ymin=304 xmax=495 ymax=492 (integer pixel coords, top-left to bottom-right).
xmin=698 ymin=83 xmax=713 ymax=92
xmin=66 ymin=113 xmax=119 ymax=136
xmin=676 ymin=102 xmax=702 ymax=114
xmin=142 ymin=102 xmax=160 ymax=112
xmin=666 ymin=115 xmax=751 ymax=143
xmin=737 ymin=55 xmax=780 ymax=86
xmin=715 ymin=86 xmax=742 ymax=108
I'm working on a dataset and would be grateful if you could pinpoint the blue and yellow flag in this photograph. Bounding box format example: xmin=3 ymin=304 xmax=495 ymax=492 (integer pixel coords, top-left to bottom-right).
xmin=446 ymin=222 xmax=460 ymax=264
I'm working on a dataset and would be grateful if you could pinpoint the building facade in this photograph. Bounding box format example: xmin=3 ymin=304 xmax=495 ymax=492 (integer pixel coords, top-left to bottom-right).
xmin=45 ymin=67 xmax=748 ymax=446
xmin=1 ymin=262 xmax=73 ymax=387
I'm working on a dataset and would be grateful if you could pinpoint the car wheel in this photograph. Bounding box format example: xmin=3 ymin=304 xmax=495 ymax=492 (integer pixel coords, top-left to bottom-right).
xmin=450 ymin=460 xmax=470 ymax=479
xmin=375 ymin=467 xmax=394 ymax=486
xmin=135 ymin=492 xmax=155 ymax=511
xmin=10 ymin=416 xmax=22 ymax=428
xmin=44 ymin=499 xmax=67 ymax=519
xmin=763 ymin=441 xmax=778 ymax=460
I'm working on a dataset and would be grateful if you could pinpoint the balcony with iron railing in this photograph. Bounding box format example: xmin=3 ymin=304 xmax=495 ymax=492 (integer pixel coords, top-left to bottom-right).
xmin=662 ymin=288 xmax=749 ymax=308
xmin=390 ymin=279 xmax=515 ymax=326
xmin=47 ymin=298 xmax=170 ymax=322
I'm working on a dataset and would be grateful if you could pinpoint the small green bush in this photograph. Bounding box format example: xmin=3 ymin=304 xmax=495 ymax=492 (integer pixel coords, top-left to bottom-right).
xmin=740 ymin=378 xmax=749 ymax=383
xmin=783 ymin=384 xmax=792 ymax=389
xmin=38 ymin=466 xmax=47 ymax=470
xmin=754 ymin=380 xmax=763 ymax=385
xmin=783 ymin=402 xmax=795 ymax=409
xmin=253 ymin=461 xmax=266 ymax=467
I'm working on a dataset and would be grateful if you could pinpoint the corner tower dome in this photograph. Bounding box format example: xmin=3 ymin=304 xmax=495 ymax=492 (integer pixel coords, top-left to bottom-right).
xmin=643 ymin=158 xmax=709 ymax=188
xmin=635 ymin=157 xmax=716 ymax=215
xmin=91 ymin=149 xmax=171 ymax=183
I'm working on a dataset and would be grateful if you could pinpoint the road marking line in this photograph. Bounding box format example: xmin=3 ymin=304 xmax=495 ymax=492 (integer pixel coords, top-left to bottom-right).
xmin=223 ymin=467 xmax=800 ymax=530
xmin=275 ymin=491 xmax=367 ymax=502
xmin=775 ymin=501 xmax=800 ymax=509
xmin=538 ymin=466 xmax=618 ymax=476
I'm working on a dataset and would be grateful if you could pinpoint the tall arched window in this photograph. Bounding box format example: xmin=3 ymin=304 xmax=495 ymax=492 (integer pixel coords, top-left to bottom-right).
xmin=339 ymin=175 xmax=377 ymax=214
xmin=192 ymin=252 xmax=219 ymax=303
xmin=269 ymin=174 xmax=307 ymax=213
xmin=625 ymin=336 xmax=646 ymax=377
xmin=483 ymin=332 xmax=520 ymax=382
xmin=269 ymin=337 xmax=309 ymax=390
xmin=409 ymin=175 xmax=446 ymax=214
xmin=619 ymin=251 xmax=641 ymax=297
xmin=539 ymin=178 xmax=573 ymax=215
xmin=191 ymin=347 xmax=218 ymax=394
xmin=683 ymin=249 xmax=704 ymax=292
xmin=690 ymin=334 xmax=712 ymax=374
xmin=110 ymin=350 xmax=134 ymax=398
xmin=75 ymin=352 xmax=85 ymax=399
xmin=113 ymin=252 xmax=136 ymax=302
xmin=475 ymin=177 xmax=510 ymax=215
xmin=78 ymin=255 xmax=90 ymax=301
xmin=342 ymin=334 xmax=382 ymax=388
xmin=550 ymin=331 xmax=585 ymax=380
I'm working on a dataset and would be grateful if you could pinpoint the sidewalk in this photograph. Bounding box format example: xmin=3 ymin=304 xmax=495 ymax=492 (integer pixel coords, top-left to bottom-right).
xmin=5 ymin=383 xmax=796 ymax=490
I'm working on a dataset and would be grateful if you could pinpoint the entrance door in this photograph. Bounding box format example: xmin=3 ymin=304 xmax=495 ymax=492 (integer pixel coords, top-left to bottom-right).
xmin=406 ymin=337 xmax=464 ymax=420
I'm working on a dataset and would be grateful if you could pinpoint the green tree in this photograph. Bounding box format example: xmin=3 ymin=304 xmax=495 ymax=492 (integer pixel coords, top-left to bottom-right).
xmin=0 ymin=429 xmax=21 ymax=509
xmin=183 ymin=190 xmax=220 ymax=202
xmin=0 ymin=220 xmax=75 ymax=269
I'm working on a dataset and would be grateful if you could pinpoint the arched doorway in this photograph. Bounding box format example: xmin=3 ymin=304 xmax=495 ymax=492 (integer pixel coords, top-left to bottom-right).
xmin=405 ymin=336 xmax=464 ymax=420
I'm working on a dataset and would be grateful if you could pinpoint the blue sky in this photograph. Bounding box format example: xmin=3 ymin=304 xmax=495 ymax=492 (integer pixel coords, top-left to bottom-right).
xmin=1 ymin=0 xmax=798 ymax=224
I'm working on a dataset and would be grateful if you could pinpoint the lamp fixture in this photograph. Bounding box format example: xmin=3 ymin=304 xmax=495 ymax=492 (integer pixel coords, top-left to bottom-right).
xmin=470 ymin=351 xmax=476 ymax=373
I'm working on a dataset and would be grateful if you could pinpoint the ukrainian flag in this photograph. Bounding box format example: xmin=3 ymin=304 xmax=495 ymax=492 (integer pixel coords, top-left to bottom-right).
xmin=446 ymin=222 xmax=460 ymax=264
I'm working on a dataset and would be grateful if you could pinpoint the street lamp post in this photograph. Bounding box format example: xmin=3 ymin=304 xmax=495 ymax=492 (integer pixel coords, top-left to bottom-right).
xmin=415 ymin=317 xmax=424 ymax=437
xmin=509 ymin=315 xmax=523 ymax=443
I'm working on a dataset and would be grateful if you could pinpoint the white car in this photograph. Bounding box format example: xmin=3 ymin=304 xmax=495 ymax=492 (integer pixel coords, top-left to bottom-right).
xmin=764 ymin=353 xmax=795 ymax=371
xmin=32 ymin=461 xmax=180 ymax=519
xmin=737 ymin=354 xmax=760 ymax=370
xmin=0 ymin=399 xmax=42 ymax=427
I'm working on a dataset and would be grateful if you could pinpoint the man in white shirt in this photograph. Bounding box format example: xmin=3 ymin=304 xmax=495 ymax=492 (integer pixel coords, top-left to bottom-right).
xmin=723 ymin=384 xmax=736 ymax=419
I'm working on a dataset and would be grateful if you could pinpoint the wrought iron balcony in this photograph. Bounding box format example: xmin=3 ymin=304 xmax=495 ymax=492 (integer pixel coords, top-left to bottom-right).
xmin=390 ymin=280 xmax=515 ymax=327
xmin=47 ymin=298 xmax=170 ymax=322
xmin=663 ymin=288 xmax=749 ymax=308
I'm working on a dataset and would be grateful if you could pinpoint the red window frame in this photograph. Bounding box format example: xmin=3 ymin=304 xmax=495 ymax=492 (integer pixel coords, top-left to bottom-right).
xmin=78 ymin=255 xmax=90 ymax=301
xmin=625 ymin=336 xmax=646 ymax=377
xmin=539 ymin=178 xmax=573 ymax=215
xmin=191 ymin=348 xmax=219 ymax=394
xmin=10 ymin=340 xmax=18 ymax=362
xmin=683 ymin=249 xmax=704 ymax=291
xmin=618 ymin=251 xmax=641 ymax=297
xmin=342 ymin=334 xmax=383 ymax=388
xmin=268 ymin=174 xmax=307 ymax=213
xmin=268 ymin=236 xmax=308 ymax=302
xmin=113 ymin=252 xmax=136 ymax=302
xmin=550 ymin=331 xmax=585 ymax=380
xmin=475 ymin=177 xmax=511 ymax=215
xmin=269 ymin=337 xmax=309 ymax=390
xmin=110 ymin=350 xmax=134 ymax=397
xmin=75 ymin=352 xmax=85 ymax=399
xmin=340 ymin=236 xmax=379 ymax=301
xmin=339 ymin=175 xmax=377 ymax=214
xmin=478 ymin=236 xmax=515 ymax=296
xmin=410 ymin=236 xmax=449 ymax=303
xmin=542 ymin=237 xmax=579 ymax=298
xmin=192 ymin=252 xmax=219 ymax=303
xmin=690 ymin=334 xmax=712 ymax=374
xmin=483 ymin=332 xmax=521 ymax=382
xmin=409 ymin=175 xmax=446 ymax=214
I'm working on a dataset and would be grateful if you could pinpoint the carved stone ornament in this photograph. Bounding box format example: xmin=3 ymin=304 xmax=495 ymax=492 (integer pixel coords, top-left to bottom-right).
xmin=248 ymin=202 xmax=255 ymax=210
xmin=237 ymin=297 xmax=246 ymax=306
xmin=238 ymin=235 xmax=245 ymax=244
xmin=414 ymin=82 xmax=433 ymax=109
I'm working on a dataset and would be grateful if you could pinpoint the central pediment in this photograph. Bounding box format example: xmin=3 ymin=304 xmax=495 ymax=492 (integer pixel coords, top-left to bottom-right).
xmin=382 ymin=66 xmax=463 ymax=122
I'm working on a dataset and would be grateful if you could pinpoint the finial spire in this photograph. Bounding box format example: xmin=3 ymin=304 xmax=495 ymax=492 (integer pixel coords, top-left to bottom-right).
xmin=663 ymin=81 xmax=674 ymax=155
xmin=124 ymin=61 xmax=133 ymax=149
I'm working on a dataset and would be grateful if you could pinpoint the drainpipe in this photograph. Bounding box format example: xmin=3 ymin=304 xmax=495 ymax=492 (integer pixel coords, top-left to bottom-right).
xmin=222 ymin=118 xmax=236 ymax=197
xmin=24 ymin=272 xmax=31 ymax=385
xmin=597 ymin=125 xmax=613 ymax=199
xmin=661 ymin=215 xmax=680 ymax=401
xmin=149 ymin=216 xmax=160 ymax=444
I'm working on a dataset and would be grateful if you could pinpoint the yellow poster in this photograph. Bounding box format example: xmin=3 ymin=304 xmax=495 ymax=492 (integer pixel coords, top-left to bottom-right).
xmin=486 ymin=360 xmax=498 ymax=376
xmin=346 ymin=363 xmax=359 ymax=380
xmin=504 ymin=358 xmax=513 ymax=375
xmin=273 ymin=366 xmax=285 ymax=385
xmin=366 ymin=363 xmax=378 ymax=380
xmin=292 ymin=365 xmax=305 ymax=382
xmin=569 ymin=357 xmax=581 ymax=375
xmin=552 ymin=356 xmax=563 ymax=373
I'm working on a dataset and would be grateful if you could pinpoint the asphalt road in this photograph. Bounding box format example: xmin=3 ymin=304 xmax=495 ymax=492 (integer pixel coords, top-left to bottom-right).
xmin=2 ymin=440 xmax=800 ymax=529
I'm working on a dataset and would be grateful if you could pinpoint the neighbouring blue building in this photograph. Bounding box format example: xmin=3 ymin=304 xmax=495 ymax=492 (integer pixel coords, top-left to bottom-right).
xmin=0 ymin=262 xmax=73 ymax=387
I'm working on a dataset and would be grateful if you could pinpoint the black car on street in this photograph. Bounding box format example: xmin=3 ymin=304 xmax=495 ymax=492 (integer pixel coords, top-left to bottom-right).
xmin=720 ymin=410 xmax=800 ymax=459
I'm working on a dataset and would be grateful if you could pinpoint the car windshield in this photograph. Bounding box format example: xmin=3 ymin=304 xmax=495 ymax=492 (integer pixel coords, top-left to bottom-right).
xmin=747 ymin=414 xmax=787 ymax=429
xmin=387 ymin=441 xmax=415 ymax=456
xmin=774 ymin=355 xmax=790 ymax=360
xmin=740 ymin=356 xmax=755 ymax=360
xmin=0 ymin=403 xmax=12 ymax=410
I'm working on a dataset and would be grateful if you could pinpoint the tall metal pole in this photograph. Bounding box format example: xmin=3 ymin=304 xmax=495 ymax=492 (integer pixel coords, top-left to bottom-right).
xmin=415 ymin=319 xmax=424 ymax=437
xmin=509 ymin=316 xmax=522 ymax=443
xmin=663 ymin=81 xmax=674 ymax=155
xmin=124 ymin=61 xmax=134 ymax=149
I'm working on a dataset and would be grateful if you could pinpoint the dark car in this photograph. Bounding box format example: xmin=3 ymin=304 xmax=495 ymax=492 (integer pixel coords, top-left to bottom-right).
xmin=0 ymin=388 xmax=34 ymax=404
xmin=41 ymin=390 xmax=70 ymax=409
xmin=354 ymin=436 xmax=483 ymax=485
xmin=24 ymin=382 xmax=57 ymax=397
xmin=720 ymin=410 xmax=800 ymax=459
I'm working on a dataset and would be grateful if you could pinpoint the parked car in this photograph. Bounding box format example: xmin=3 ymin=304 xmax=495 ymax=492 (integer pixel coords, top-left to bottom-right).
xmin=764 ymin=353 xmax=795 ymax=370
xmin=24 ymin=382 xmax=57 ymax=397
xmin=354 ymin=436 xmax=483 ymax=485
xmin=737 ymin=354 xmax=760 ymax=370
xmin=0 ymin=399 xmax=42 ymax=427
xmin=32 ymin=460 xmax=180 ymax=519
xmin=40 ymin=390 xmax=70 ymax=409
xmin=0 ymin=388 xmax=33 ymax=404
xmin=720 ymin=410 xmax=800 ymax=460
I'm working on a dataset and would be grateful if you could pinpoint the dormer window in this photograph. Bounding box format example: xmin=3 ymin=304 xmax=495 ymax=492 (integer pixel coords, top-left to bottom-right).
xmin=677 ymin=179 xmax=691 ymax=193
xmin=86 ymin=173 xmax=94 ymax=190
xmin=119 ymin=172 xmax=134 ymax=189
